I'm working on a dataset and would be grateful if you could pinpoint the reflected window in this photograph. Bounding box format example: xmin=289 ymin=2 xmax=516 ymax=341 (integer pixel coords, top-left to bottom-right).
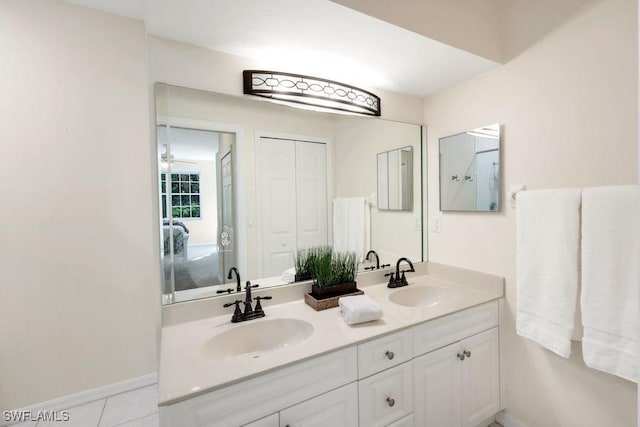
xmin=161 ymin=172 xmax=201 ymax=219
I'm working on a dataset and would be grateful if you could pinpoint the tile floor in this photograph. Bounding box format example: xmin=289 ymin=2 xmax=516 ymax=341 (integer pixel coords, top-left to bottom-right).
xmin=12 ymin=385 xmax=159 ymax=427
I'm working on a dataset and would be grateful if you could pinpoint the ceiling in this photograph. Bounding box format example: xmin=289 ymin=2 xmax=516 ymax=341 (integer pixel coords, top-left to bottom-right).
xmin=157 ymin=127 xmax=220 ymax=161
xmin=66 ymin=0 xmax=500 ymax=97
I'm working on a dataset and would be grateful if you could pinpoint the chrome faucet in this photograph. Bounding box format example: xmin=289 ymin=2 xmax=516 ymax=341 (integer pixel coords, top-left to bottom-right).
xmin=223 ymin=281 xmax=272 ymax=323
xmin=385 ymin=257 xmax=415 ymax=288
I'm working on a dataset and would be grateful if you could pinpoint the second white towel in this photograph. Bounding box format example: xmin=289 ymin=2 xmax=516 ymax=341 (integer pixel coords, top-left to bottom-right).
xmin=581 ymin=185 xmax=639 ymax=382
xmin=339 ymin=295 xmax=383 ymax=325
xmin=516 ymin=188 xmax=581 ymax=358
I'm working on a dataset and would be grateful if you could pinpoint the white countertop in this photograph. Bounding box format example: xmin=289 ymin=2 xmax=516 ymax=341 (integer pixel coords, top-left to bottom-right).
xmin=158 ymin=274 xmax=502 ymax=406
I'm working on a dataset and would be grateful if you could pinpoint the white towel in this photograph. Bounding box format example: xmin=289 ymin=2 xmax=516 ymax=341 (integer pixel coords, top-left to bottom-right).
xmin=281 ymin=267 xmax=296 ymax=283
xmin=516 ymin=189 xmax=581 ymax=358
xmin=333 ymin=198 xmax=369 ymax=261
xmin=339 ymin=295 xmax=383 ymax=325
xmin=581 ymin=185 xmax=639 ymax=382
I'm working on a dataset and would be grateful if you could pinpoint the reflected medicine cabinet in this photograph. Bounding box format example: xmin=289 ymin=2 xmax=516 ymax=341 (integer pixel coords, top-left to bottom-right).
xmin=377 ymin=146 xmax=413 ymax=211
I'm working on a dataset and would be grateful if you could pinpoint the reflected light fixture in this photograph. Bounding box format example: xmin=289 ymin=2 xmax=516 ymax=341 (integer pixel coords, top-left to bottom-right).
xmin=243 ymin=70 xmax=381 ymax=116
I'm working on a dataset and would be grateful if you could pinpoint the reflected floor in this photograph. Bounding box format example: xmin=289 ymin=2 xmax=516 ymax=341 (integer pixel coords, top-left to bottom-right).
xmin=164 ymin=244 xmax=221 ymax=291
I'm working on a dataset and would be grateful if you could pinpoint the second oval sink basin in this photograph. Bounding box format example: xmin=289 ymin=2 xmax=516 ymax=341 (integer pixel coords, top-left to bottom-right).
xmin=201 ymin=318 xmax=314 ymax=360
xmin=389 ymin=286 xmax=459 ymax=308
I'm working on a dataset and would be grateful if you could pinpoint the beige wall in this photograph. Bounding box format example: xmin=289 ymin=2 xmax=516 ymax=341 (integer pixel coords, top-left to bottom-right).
xmin=148 ymin=35 xmax=424 ymax=125
xmin=0 ymin=1 xmax=159 ymax=410
xmin=424 ymin=0 xmax=638 ymax=425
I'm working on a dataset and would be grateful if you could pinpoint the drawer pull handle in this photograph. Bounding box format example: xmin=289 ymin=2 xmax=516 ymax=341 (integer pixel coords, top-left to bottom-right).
xmin=386 ymin=397 xmax=395 ymax=407
xmin=464 ymin=350 xmax=471 ymax=358
xmin=385 ymin=350 xmax=395 ymax=360
xmin=457 ymin=352 xmax=466 ymax=361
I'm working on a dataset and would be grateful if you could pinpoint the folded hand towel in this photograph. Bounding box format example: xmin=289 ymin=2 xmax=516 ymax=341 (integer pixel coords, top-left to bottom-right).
xmin=281 ymin=267 xmax=296 ymax=283
xmin=339 ymin=295 xmax=383 ymax=325
xmin=581 ymin=185 xmax=639 ymax=382
xmin=516 ymin=189 xmax=581 ymax=358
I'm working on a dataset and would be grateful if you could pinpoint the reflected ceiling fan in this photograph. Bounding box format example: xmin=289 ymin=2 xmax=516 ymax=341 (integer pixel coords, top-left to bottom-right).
xmin=160 ymin=144 xmax=197 ymax=165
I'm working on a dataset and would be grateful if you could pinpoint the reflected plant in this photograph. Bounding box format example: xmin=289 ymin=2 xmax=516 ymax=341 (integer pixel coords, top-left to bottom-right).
xmin=295 ymin=245 xmax=332 ymax=282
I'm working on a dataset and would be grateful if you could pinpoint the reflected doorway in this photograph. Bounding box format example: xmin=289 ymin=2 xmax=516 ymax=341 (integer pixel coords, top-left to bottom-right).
xmin=158 ymin=125 xmax=236 ymax=300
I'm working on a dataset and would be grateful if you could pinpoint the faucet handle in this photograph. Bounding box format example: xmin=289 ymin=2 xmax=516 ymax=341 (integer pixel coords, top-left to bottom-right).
xmin=216 ymin=288 xmax=234 ymax=294
xmin=245 ymin=282 xmax=259 ymax=290
xmin=223 ymin=300 xmax=243 ymax=308
xmin=384 ymin=272 xmax=396 ymax=287
xmin=254 ymin=296 xmax=272 ymax=313
xmin=364 ymin=266 xmax=376 ymax=271
xmin=223 ymin=300 xmax=243 ymax=322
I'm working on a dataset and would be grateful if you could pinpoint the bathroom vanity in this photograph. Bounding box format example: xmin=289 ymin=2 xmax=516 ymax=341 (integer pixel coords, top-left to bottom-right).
xmin=159 ymin=267 xmax=504 ymax=427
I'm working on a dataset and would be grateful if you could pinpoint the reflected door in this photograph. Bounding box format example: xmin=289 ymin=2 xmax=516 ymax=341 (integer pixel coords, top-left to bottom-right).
xmin=257 ymin=137 xmax=328 ymax=278
xmin=218 ymin=150 xmax=234 ymax=281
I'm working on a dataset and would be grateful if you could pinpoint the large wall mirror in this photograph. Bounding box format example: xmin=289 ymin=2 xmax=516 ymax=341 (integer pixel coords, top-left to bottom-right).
xmin=156 ymin=83 xmax=426 ymax=304
xmin=439 ymin=124 xmax=501 ymax=212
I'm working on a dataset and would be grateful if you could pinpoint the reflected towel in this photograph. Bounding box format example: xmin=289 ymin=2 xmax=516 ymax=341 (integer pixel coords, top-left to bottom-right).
xmin=581 ymin=185 xmax=639 ymax=382
xmin=516 ymin=189 xmax=581 ymax=358
xmin=339 ymin=295 xmax=383 ymax=325
xmin=281 ymin=267 xmax=296 ymax=283
xmin=333 ymin=198 xmax=369 ymax=261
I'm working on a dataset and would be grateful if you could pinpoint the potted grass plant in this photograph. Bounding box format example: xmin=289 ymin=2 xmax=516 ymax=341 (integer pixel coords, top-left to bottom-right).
xmin=304 ymin=249 xmax=361 ymax=311
xmin=311 ymin=250 xmax=358 ymax=297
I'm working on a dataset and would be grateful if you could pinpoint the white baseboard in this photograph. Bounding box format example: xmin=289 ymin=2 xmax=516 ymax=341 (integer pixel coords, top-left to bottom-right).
xmin=4 ymin=373 xmax=157 ymax=426
xmin=496 ymin=410 xmax=528 ymax=427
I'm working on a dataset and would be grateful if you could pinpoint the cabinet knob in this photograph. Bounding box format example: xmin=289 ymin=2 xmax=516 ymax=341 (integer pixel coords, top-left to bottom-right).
xmin=385 ymin=351 xmax=395 ymax=360
xmin=386 ymin=397 xmax=395 ymax=407
xmin=457 ymin=352 xmax=466 ymax=361
xmin=464 ymin=350 xmax=471 ymax=358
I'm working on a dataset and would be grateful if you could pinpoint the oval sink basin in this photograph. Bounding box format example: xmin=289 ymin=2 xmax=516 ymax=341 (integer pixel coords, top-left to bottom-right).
xmin=389 ymin=286 xmax=459 ymax=308
xmin=201 ymin=318 xmax=314 ymax=360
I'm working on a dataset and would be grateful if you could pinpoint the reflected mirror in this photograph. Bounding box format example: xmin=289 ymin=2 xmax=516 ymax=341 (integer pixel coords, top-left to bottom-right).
xmin=439 ymin=124 xmax=501 ymax=212
xmin=377 ymin=146 xmax=413 ymax=211
xmin=156 ymin=83 xmax=425 ymax=304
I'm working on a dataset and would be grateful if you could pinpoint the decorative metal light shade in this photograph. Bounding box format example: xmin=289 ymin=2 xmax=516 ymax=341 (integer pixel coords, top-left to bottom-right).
xmin=243 ymin=70 xmax=381 ymax=116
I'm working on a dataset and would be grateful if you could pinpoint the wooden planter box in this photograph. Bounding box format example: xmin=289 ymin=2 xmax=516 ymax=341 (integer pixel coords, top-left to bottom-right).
xmin=305 ymin=282 xmax=362 ymax=311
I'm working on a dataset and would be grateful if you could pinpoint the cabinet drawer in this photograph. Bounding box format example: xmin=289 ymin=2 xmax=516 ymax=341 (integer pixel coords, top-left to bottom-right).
xmin=279 ymin=382 xmax=358 ymax=427
xmin=359 ymin=362 xmax=413 ymax=427
xmin=358 ymin=329 xmax=412 ymax=379
xmin=413 ymin=301 xmax=498 ymax=356
xmin=243 ymin=413 xmax=279 ymax=427
xmin=161 ymin=347 xmax=357 ymax=427
xmin=386 ymin=413 xmax=413 ymax=427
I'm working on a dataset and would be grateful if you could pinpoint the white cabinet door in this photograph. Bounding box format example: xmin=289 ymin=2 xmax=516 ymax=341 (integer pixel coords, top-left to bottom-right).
xmin=460 ymin=327 xmax=500 ymax=427
xmin=359 ymin=362 xmax=413 ymax=427
xmin=244 ymin=413 xmax=279 ymax=427
xmin=295 ymin=140 xmax=328 ymax=250
xmin=413 ymin=342 xmax=461 ymax=427
xmin=279 ymin=383 xmax=358 ymax=427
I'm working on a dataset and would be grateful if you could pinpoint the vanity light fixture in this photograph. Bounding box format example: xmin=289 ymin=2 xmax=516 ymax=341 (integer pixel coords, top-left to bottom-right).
xmin=243 ymin=70 xmax=381 ymax=116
